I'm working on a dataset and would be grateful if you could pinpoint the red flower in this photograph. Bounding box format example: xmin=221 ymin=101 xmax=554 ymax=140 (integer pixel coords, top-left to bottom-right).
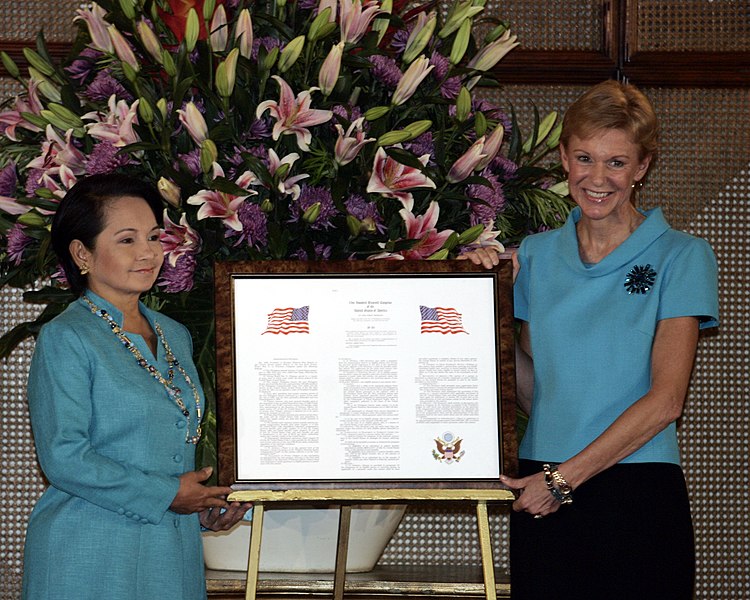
xmin=158 ymin=0 xmax=223 ymax=42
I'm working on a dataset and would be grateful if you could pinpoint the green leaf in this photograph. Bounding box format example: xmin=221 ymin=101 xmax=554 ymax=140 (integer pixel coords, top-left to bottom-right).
xmin=384 ymin=147 xmax=425 ymax=170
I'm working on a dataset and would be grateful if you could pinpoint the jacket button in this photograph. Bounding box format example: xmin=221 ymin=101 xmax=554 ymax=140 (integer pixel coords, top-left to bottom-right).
xmin=173 ymin=454 xmax=183 ymax=463
xmin=176 ymin=420 xmax=186 ymax=429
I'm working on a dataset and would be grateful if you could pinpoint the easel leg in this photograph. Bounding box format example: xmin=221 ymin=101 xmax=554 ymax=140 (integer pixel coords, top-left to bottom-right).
xmin=476 ymin=501 xmax=497 ymax=600
xmin=245 ymin=502 xmax=264 ymax=600
xmin=333 ymin=504 xmax=352 ymax=600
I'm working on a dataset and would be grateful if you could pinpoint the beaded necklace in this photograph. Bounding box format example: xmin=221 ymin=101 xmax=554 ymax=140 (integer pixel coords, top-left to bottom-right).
xmin=82 ymin=295 xmax=202 ymax=444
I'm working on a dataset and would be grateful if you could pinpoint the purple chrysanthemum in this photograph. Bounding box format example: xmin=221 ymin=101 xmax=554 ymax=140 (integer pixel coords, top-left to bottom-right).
xmin=428 ymin=52 xmax=462 ymax=97
xmin=488 ymin=156 xmax=519 ymax=180
xmin=467 ymin=171 xmax=506 ymax=226
xmin=6 ymin=224 xmax=33 ymax=266
xmin=65 ymin=48 xmax=102 ymax=83
xmin=84 ymin=69 xmax=133 ymax=102
xmin=345 ymin=194 xmax=386 ymax=234
xmin=0 ymin=162 xmax=17 ymax=196
xmin=243 ymin=118 xmax=272 ymax=141
xmin=231 ymin=201 xmax=268 ymax=249
xmin=157 ymin=253 xmax=197 ymax=293
xmin=369 ymin=55 xmax=402 ymax=89
xmin=332 ymin=104 xmax=364 ymax=124
xmin=291 ymin=185 xmax=337 ymax=229
xmin=430 ymin=51 xmax=450 ymax=80
xmin=176 ymin=149 xmax=202 ymax=177
xmin=391 ymin=28 xmax=410 ymax=54
xmin=292 ymin=243 xmax=332 ymax=260
xmin=85 ymin=142 xmax=134 ymax=175
xmin=24 ymin=169 xmax=46 ymax=197
xmin=439 ymin=76 xmax=462 ymax=99
xmin=405 ymin=133 xmax=435 ymax=165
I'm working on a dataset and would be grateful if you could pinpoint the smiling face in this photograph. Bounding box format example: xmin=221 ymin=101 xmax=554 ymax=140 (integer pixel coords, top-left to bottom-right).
xmin=70 ymin=195 xmax=163 ymax=307
xmin=560 ymin=128 xmax=652 ymax=226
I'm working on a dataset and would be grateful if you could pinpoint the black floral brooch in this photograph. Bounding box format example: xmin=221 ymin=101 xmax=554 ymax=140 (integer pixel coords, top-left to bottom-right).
xmin=624 ymin=264 xmax=657 ymax=295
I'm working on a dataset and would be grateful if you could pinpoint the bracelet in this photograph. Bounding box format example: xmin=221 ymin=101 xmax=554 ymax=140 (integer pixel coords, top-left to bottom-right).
xmin=542 ymin=463 xmax=574 ymax=505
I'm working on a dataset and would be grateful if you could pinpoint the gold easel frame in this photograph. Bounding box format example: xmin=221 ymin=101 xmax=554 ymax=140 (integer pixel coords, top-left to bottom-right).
xmin=226 ymin=488 xmax=514 ymax=600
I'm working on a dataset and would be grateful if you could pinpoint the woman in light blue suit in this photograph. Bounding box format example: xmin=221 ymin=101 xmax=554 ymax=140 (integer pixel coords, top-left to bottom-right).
xmin=23 ymin=174 xmax=249 ymax=599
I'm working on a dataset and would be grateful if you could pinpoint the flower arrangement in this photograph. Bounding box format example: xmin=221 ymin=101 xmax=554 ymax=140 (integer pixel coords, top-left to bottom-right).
xmin=0 ymin=0 xmax=571 ymax=476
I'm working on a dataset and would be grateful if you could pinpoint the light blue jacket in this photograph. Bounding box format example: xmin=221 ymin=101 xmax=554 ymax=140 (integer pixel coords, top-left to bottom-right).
xmin=23 ymin=291 xmax=206 ymax=599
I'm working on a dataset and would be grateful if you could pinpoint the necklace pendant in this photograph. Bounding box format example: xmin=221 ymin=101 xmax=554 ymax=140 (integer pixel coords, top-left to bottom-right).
xmin=83 ymin=295 xmax=203 ymax=446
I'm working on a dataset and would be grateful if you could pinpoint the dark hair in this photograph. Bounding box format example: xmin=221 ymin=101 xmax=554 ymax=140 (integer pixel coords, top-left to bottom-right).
xmin=561 ymin=80 xmax=659 ymax=161
xmin=51 ymin=173 xmax=164 ymax=296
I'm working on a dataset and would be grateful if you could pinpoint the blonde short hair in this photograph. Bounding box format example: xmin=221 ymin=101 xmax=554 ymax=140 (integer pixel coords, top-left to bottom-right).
xmin=560 ymin=80 xmax=659 ymax=161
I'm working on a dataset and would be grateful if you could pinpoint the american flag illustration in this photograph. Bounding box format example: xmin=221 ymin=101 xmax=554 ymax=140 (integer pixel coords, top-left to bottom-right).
xmin=262 ymin=306 xmax=310 ymax=335
xmin=419 ymin=306 xmax=467 ymax=334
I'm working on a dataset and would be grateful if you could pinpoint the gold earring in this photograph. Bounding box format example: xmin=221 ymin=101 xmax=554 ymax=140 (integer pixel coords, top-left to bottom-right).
xmin=79 ymin=264 xmax=90 ymax=275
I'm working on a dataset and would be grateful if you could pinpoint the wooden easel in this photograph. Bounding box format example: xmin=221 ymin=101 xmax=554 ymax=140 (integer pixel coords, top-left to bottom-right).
xmin=227 ymin=488 xmax=514 ymax=600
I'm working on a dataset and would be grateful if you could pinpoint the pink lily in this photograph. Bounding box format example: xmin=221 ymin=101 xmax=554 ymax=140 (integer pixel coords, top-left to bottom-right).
xmin=391 ymin=55 xmax=434 ymax=106
xmin=319 ymin=0 xmax=338 ymax=21
xmin=467 ymin=30 xmax=519 ymax=72
xmin=161 ymin=210 xmax=202 ymax=267
xmin=24 ymin=166 xmax=78 ymax=209
xmin=339 ymin=0 xmax=381 ymax=43
xmin=334 ymin=117 xmax=375 ymax=166
xmin=234 ymin=9 xmax=253 ymax=59
xmin=0 ymin=81 xmax=44 ymax=141
xmin=318 ymin=42 xmax=344 ymax=96
xmin=0 ymin=165 xmax=31 ymax=215
xmin=74 ymin=3 xmax=114 ymax=53
xmin=186 ymin=165 xmax=257 ymax=231
xmin=83 ymin=95 xmax=141 ymax=147
xmin=108 ymin=25 xmax=140 ymax=71
xmin=27 ymin=126 xmax=87 ymax=175
xmin=267 ymin=149 xmax=309 ymax=200
xmin=0 ymin=196 xmax=30 ymax=216
xmin=177 ymin=101 xmax=209 ymax=145
xmin=459 ymin=221 xmax=505 ymax=253
xmin=475 ymin=123 xmax=505 ymax=171
xmin=256 ymin=76 xmax=333 ymax=152
xmin=447 ymin=136 xmax=488 ymax=183
xmin=137 ymin=20 xmax=164 ymax=63
xmin=367 ymin=145 xmax=436 ymax=211
xmin=399 ymin=201 xmax=453 ymax=259
xmin=367 ymin=250 xmax=405 ymax=261
xmin=210 ymin=5 xmax=228 ymax=52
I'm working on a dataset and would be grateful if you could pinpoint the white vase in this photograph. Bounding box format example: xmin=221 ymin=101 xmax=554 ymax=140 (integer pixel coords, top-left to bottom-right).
xmin=202 ymin=504 xmax=406 ymax=573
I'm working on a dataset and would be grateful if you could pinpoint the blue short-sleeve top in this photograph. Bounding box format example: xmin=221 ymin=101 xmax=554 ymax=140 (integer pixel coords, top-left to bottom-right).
xmin=514 ymin=207 xmax=719 ymax=465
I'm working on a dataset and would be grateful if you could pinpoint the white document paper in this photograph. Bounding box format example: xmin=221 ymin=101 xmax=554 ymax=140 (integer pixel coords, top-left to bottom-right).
xmin=233 ymin=274 xmax=501 ymax=481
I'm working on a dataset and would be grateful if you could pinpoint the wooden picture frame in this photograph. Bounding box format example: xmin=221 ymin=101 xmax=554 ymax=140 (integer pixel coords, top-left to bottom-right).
xmin=214 ymin=258 xmax=518 ymax=490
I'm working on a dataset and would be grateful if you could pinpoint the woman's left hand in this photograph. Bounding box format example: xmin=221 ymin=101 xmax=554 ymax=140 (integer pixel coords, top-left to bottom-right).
xmin=500 ymin=472 xmax=560 ymax=518
xmin=199 ymin=502 xmax=253 ymax=532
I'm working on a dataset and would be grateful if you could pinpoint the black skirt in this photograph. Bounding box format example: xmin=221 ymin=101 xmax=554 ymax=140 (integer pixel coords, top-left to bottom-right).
xmin=510 ymin=460 xmax=695 ymax=600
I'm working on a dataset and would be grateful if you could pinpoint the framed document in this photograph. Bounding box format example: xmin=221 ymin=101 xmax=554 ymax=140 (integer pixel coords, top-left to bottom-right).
xmin=214 ymin=259 xmax=518 ymax=490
